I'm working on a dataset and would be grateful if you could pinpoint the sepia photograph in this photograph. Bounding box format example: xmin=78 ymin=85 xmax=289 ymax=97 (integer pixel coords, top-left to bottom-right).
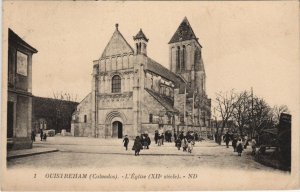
xmin=1 ymin=1 xmax=299 ymax=191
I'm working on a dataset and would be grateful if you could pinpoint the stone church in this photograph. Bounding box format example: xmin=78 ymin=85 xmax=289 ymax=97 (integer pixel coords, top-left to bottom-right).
xmin=71 ymin=17 xmax=211 ymax=138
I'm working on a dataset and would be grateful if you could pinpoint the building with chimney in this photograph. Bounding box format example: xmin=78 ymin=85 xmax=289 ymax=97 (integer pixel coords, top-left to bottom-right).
xmin=71 ymin=17 xmax=211 ymax=138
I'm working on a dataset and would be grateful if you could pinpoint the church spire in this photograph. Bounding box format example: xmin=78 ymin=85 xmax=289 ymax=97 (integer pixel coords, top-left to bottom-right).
xmin=168 ymin=17 xmax=198 ymax=44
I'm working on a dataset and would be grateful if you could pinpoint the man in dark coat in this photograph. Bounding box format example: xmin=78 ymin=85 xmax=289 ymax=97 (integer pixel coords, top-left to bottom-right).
xmin=223 ymin=131 xmax=231 ymax=148
xmin=161 ymin=133 xmax=164 ymax=145
xmin=154 ymin=131 xmax=159 ymax=144
xmin=132 ymin=136 xmax=143 ymax=156
xmin=146 ymin=135 xmax=151 ymax=149
xmin=40 ymin=129 xmax=43 ymax=141
xmin=174 ymin=132 xmax=177 ymax=142
xmin=123 ymin=135 xmax=129 ymax=150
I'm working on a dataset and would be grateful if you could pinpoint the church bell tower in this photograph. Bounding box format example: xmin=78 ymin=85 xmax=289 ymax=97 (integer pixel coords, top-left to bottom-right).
xmin=133 ymin=29 xmax=149 ymax=56
xmin=168 ymin=17 xmax=206 ymax=95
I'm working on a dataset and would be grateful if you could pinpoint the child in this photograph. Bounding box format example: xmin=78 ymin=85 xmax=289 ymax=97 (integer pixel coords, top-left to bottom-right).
xmin=187 ymin=139 xmax=193 ymax=153
xmin=236 ymin=139 xmax=243 ymax=156
xmin=123 ymin=135 xmax=129 ymax=150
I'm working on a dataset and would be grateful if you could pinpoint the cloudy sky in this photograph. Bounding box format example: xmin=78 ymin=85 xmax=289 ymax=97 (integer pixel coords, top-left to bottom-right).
xmin=3 ymin=1 xmax=299 ymax=114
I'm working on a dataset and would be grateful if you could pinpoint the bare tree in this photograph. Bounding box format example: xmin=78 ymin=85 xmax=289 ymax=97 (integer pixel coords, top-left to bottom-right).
xmin=215 ymin=90 xmax=240 ymax=144
xmin=232 ymin=91 xmax=251 ymax=136
xmin=249 ymin=97 xmax=272 ymax=138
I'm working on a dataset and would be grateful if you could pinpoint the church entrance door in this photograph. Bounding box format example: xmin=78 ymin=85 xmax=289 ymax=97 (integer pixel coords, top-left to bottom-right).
xmin=112 ymin=121 xmax=123 ymax=138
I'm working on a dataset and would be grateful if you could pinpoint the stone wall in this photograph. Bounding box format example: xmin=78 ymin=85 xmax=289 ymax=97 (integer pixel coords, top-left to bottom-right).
xmin=71 ymin=122 xmax=92 ymax=137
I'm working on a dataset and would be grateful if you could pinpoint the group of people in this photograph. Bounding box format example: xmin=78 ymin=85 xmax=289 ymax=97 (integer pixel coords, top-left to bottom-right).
xmin=154 ymin=131 xmax=165 ymax=146
xmin=175 ymin=131 xmax=196 ymax=153
xmin=126 ymin=130 xmax=200 ymax=156
xmin=31 ymin=130 xmax=47 ymax=142
xmin=223 ymin=131 xmax=257 ymax=156
xmin=123 ymin=133 xmax=151 ymax=156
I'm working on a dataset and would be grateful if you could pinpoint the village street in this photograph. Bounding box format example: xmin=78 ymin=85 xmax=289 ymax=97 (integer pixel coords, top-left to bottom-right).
xmin=7 ymin=136 xmax=288 ymax=173
xmin=6 ymin=136 xmax=293 ymax=191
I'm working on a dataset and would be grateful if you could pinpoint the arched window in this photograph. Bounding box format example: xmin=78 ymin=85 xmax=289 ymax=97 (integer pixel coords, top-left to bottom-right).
xmin=182 ymin=45 xmax=186 ymax=70
xmin=176 ymin=46 xmax=181 ymax=71
xmin=112 ymin=75 xmax=121 ymax=93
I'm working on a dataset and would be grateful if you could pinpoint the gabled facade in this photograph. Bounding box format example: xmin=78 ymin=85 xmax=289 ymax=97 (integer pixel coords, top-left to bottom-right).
xmin=72 ymin=18 xmax=211 ymax=139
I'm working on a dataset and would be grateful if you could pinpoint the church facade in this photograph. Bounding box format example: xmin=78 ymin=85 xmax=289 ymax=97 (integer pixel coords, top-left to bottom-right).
xmin=71 ymin=17 xmax=211 ymax=138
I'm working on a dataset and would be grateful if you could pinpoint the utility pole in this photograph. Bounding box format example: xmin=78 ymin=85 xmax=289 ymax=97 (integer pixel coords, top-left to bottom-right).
xmin=251 ymin=87 xmax=254 ymax=139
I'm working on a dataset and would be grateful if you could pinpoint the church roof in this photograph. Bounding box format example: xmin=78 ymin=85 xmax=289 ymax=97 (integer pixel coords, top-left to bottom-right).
xmin=168 ymin=17 xmax=199 ymax=44
xmin=145 ymin=57 xmax=189 ymax=94
xmin=145 ymin=88 xmax=178 ymax=112
xmin=133 ymin=29 xmax=149 ymax=42
xmin=100 ymin=24 xmax=134 ymax=59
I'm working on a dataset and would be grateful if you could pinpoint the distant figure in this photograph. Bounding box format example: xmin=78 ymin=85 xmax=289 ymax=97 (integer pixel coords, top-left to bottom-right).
xmin=179 ymin=132 xmax=184 ymax=141
xmin=142 ymin=135 xmax=148 ymax=149
xmin=175 ymin=137 xmax=181 ymax=150
xmin=154 ymin=131 xmax=159 ymax=144
xmin=181 ymin=137 xmax=188 ymax=152
xmin=123 ymin=135 xmax=129 ymax=150
xmin=132 ymin=136 xmax=143 ymax=156
xmin=161 ymin=133 xmax=165 ymax=145
xmin=31 ymin=130 xmax=36 ymax=142
xmin=251 ymin=139 xmax=257 ymax=155
xmin=187 ymin=139 xmax=193 ymax=153
xmin=157 ymin=134 xmax=161 ymax=146
xmin=223 ymin=132 xmax=231 ymax=148
xmin=232 ymin=136 xmax=238 ymax=152
xmin=146 ymin=134 xmax=151 ymax=149
xmin=236 ymin=139 xmax=243 ymax=156
xmin=40 ymin=129 xmax=43 ymax=141
xmin=43 ymin=132 xmax=47 ymax=141
xmin=174 ymin=132 xmax=177 ymax=142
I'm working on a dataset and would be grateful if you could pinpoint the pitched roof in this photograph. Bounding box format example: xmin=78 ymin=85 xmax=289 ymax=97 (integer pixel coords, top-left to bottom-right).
xmin=145 ymin=88 xmax=178 ymax=112
xmin=133 ymin=29 xmax=149 ymax=42
xmin=168 ymin=17 xmax=199 ymax=44
xmin=100 ymin=25 xmax=134 ymax=59
xmin=145 ymin=57 xmax=189 ymax=94
xmin=9 ymin=28 xmax=38 ymax=53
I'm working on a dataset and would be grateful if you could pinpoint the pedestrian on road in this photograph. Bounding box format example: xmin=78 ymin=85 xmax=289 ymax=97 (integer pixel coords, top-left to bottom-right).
xmin=179 ymin=132 xmax=184 ymax=140
xmin=223 ymin=131 xmax=231 ymax=148
xmin=187 ymin=139 xmax=193 ymax=153
xmin=175 ymin=137 xmax=181 ymax=150
xmin=40 ymin=129 xmax=43 ymax=141
xmin=142 ymin=135 xmax=148 ymax=149
xmin=157 ymin=134 xmax=161 ymax=146
xmin=182 ymin=136 xmax=188 ymax=152
xmin=146 ymin=134 xmax=151 ymax=149
xmin=154 ymin=130 xmax=159 ymax=144
xmin=232 ymin=136 xmax=238 ymax=152
xmin=174 ymin=132 xmax=177 ymax=142
xmin=31 ymin=130 xmax=36 ymax=142
xmin=132 ymin=136 xmax=143 ymax=156
xmin=236 ymin=139 xmax=243 ymax=156
xmin=161 ymin=133 xmax=165 ymax=145
xmin=123 ymin=135 xmax=129 ymax=150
